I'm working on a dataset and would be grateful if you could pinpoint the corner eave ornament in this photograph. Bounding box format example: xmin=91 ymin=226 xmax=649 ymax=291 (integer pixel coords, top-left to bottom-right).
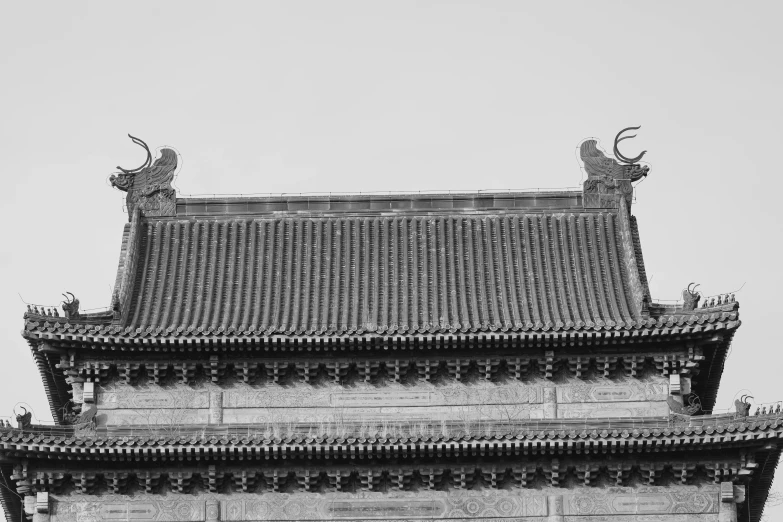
xmin=681 ymin=283 xmax=701 ymax=311
xmin=61 ymin=292 xmax=80 ymax=320
xmin=110 ymin=135 xmax=177 ymax=219
xmin=581 ymin=126 xmax=650 ymax=209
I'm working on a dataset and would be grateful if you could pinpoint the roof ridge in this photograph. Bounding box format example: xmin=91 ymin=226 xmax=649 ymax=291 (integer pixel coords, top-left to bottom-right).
xmin=112 ymin=208 xmax=143 ymax=323
xmin=617 ymin=202 xmax=648 ymax=320
xmin=175 ymin=191 xmax=585 ymax=217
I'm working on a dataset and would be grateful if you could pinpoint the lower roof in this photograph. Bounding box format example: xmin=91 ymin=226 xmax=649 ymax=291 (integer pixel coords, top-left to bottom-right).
xmin=2 ymin=412 xmax=779 ymax=460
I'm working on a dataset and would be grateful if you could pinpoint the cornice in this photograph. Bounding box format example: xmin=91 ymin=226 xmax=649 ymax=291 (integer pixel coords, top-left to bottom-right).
xmin=21 ymin=306 xmax=739 ymax=349
xmin=1 ymin=414 xmax=781 ymax=463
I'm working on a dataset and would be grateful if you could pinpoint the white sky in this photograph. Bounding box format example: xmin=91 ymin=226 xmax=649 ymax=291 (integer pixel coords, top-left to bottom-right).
xmin=1 ymin=1 xmax=781 ymax=517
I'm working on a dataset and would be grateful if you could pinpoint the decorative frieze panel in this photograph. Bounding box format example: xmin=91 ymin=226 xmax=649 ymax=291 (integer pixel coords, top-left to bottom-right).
xmin=51 ymin=499 xmax=204 ymax=522
xmin=224 ymin=404 xmax=543 ymax=424
xmin=99 ymin=390 xmax=210 ymax=409
xmin=99 ymin=380 xmax=666 ymax=410
xmin=556 ymin=402 xmax=668 ymax=419
xmin=556 ymin=382 xmax=668 ymax=403
xmin=46 ymin=486 xmax=724 ymax=521
xmin=99 ymin=409 xmax=209 ymax=426
xmin=95 ymin=379 xmax=669 ymax=426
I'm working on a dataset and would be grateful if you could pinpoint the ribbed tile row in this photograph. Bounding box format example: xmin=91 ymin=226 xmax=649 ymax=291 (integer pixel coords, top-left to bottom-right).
xmin=1 ymin=415 xmax=781 ymax=451
xmin=116 ymin=212 xmax=642 ymax=336
xmin=22 ymin=307 xmax=740 ymax=341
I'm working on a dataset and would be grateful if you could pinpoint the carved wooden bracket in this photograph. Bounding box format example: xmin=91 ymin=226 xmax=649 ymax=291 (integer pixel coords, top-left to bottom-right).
xmin=232 ymin=470 xmax=258 ymax=492
xmin=60 ymin=350 xmax=698 ymax=387
xmin=446 ymin=359 xmax=471 ymax=381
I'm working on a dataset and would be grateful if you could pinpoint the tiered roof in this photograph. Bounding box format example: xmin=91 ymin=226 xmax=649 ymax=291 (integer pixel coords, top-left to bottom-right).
xmin=12 ymin=134 xmax=769 ymax=521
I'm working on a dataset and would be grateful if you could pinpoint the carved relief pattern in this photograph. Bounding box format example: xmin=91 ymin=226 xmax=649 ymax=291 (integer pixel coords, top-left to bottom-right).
xmin=222 ymin=383 xmax=544 ymax=409
xmin=99 ymin=381 xmax=665 ymax=410
xmin=564 ymin=488 xmax=718 ymax=515
xmin=564 ymin=514 xmax=720 ymax=522
xmin=557 ymin=405 xmax=668 ymax=419
xmin=557 ymin=382 xmax=668 ymax=404
xmin=98 ymin=390 xmax=210 ymax=410
xmin=97 ymin=380 xmax=669 ymax=425
xmin=220 ymin=491 xmax=545 ymax=521
xmin=49 ymin=487 xmax=720 ymax=521
xmin=51 ymin=499 xmax=204 ymax=522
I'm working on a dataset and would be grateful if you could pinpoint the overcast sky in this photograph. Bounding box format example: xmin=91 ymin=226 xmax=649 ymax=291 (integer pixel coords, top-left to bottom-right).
xmin=1 ymin=1 xmax=782 ymax=517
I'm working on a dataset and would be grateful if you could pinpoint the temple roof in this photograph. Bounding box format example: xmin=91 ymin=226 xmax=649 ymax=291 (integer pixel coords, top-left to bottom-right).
xmin=25 ymin=189 xmax=654 ymax=337
xmin=22 ymin=134 xmax=742 ymax=346
xmin=22 ymin=189 xmax=742 ymax=347
xmin=127 ymin=207 xmax=642 ymax=337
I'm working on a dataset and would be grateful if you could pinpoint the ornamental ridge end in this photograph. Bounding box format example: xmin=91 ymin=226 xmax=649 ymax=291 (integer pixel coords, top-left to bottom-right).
xmin=110 ymin=135 xmax=177 ymax=220
xmin=682 ymin=283 xmax=701 ymax=311
xmin=581 ymin=126 xmax=650 ymax=209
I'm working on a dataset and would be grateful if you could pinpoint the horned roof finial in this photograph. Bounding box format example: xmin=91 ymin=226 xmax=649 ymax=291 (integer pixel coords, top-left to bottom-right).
xmin=116 ymin=134 xmax=152 ymax=175
xmin=110 ymin=135 xmax=178 ymax=219
xmin=61 ymin=292 xmax=80 ymax=320
xmin=613 ymin=126 xmax=647 ymax=165
xmin=681 ymin=282 xmax=701 ymax=311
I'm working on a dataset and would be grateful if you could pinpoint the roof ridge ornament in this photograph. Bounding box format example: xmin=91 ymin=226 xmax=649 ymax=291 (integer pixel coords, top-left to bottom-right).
xmin=110 ymin=135 xmax=177 ymax=220
xmin=613 ymin=126 xmax=647 ymax=165
xmin=116 ymin=134 xmax=153 ymax=174
xmin=681 ymin=283 xmax=701 ymax=311
xmin=61 ymin=292 xmax=80 ymax=320
xmin=580 ymin=127 xmax=650 ymax=209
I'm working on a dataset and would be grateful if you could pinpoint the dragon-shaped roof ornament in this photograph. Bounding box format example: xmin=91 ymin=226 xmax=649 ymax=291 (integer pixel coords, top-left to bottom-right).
xmin=613 ymin=126 xmax=647 ymax=165
xmin=735 ymin=395 xmax=753 ymax=418
xmin=61 ymin=292 xmax=80 ymax=320
xmin=110 ymin=135 xmax=177 ymax=220
xmin=681 ymin=283 xmax=701 ymax=312
xmin=580 ymin=126 xmax=650 ymax=209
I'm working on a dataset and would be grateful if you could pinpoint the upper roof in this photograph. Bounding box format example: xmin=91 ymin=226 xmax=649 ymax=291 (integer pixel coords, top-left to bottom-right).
xmin=21 ymin=135 xmax=742 ymax=346
xmin=121 ymin=194 xmax=648 ymax=337
xmin=23 ymin=190 xmax=658 ymax=342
